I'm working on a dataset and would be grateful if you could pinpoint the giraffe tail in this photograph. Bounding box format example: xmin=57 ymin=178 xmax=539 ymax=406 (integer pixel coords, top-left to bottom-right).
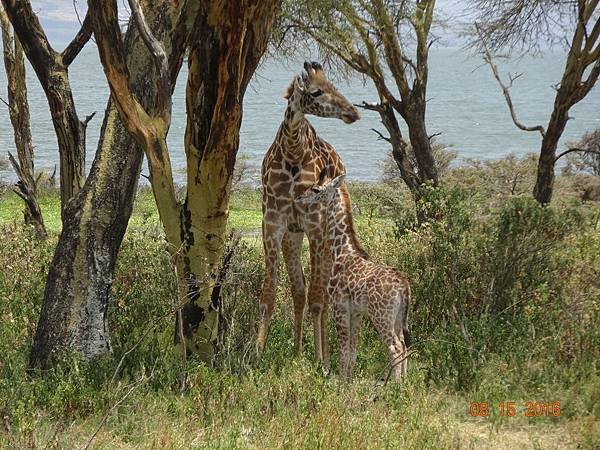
xmin=402 ymin=286 xmax=412 ymax=349
xmin=403 ymin=327 xmax=412 ymax=349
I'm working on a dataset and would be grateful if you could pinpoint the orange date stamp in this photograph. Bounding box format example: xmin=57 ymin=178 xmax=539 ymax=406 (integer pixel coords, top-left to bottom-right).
xmin=469 ymin=401 xmax=561 ymax=417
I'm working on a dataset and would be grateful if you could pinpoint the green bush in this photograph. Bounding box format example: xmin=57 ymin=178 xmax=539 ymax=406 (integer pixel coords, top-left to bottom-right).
xmin=0 ymin=182 xmax=598 ymax=447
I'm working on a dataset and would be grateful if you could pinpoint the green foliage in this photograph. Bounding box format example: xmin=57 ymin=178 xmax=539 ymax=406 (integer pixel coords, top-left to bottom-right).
xmin=0 ymin=177 xmax=599 ymax=447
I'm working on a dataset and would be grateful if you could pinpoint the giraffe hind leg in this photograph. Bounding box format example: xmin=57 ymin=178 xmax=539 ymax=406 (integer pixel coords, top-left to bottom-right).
xmin=394 ymin=289 xmax=411 ymax=375
xmin=373 ymin=315 xmax=405 ymax=382
xmin=282 ymin=231 xmax=307 ymax=355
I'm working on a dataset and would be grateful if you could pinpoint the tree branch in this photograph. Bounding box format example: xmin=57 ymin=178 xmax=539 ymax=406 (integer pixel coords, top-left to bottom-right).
xmin=0 ymin=95 xmax=10 ymax=109
xmin=126 ymin=0 xmax=171 ymax=120
xmin=479 ymin=26 xmax=546 ymax=137
xmin=370 ymin=128 xmax=391 ymax=142
xmin=83 ymin=111 xmax=96 ymax=126
xmin=555 ymin=147 xmax=600 ymax=162
xmin=89 ymin=0 xmax=151 ymax=137
xmin=89 ymin=0 xmax=181 ymax=246
xmin=61 ymin=9 xmax=93 ymax=66
xmin=355 ymin=101 xmax=384 ymax=112
xmin=0 ymin=0 xmax=55 ymax=83
xmin=371 ymin=0 xmax=411 ymax=98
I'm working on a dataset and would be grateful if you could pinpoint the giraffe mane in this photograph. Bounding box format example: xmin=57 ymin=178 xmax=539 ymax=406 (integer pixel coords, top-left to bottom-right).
xmin=338 ymin=185 xmax=369 ymax=259
xmin=283 ymin=80 xmax=294 ymax=100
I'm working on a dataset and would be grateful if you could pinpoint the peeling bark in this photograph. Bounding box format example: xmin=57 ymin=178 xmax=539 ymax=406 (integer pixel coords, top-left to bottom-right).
xmin=90 ymin=0 xmax=277 ymax=365
xmin=0 ymin=8 xmax=46 ymax=238
xmin=174 ymin=1 xmax=277 ymax=363
xmin=29 ymin=1 xmax=184 ymax=370
xmin=0 ymin=0 xmax=92 ymax=217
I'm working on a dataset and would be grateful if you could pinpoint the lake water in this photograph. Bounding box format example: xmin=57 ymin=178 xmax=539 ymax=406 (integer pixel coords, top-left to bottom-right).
xmin=1 ymin=46 xmax=599 ymax=183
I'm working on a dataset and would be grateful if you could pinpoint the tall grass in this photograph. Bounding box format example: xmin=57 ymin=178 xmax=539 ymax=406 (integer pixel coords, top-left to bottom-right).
xmin=0 ymin=169 xmax=598 ymax=448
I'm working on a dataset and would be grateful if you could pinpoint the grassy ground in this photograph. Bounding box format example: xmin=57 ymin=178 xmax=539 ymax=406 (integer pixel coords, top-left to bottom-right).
xmin=0 ymin=173 xmax=598 ymax=449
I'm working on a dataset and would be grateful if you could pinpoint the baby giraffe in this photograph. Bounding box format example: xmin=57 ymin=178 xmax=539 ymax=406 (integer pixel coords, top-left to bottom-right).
xmin=296 ymin=174 xmax=412 ymax=381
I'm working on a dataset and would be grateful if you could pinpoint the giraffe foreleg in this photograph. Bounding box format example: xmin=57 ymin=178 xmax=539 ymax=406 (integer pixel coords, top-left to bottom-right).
xmin=319 ymin=244 xmax=334 ymax=368
xmin=258 ymin=221 xmax=285 ymax=355
xmin=331 ymin=293 xmax=352 ymax=382
xmin=282 ymin=231 xmax=307 ymax=355
xmin=348 ymin=306 xmax=363 ymax=377
xmin=308 ymin=238 xmax=327 ymax=361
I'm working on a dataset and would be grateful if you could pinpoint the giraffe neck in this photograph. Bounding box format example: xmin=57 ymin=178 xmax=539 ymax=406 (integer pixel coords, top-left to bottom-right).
xmin=279 ymin=97 xmax=309 ymax=162
xmin=327 ymin=190 xmax=359 ymax=262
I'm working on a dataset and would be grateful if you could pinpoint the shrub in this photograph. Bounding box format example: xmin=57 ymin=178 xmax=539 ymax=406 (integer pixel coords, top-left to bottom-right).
xmin=380 ymin=140 xmax=458 ymax=185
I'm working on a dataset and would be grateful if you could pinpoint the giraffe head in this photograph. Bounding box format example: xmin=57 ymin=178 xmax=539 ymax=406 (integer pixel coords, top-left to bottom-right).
xmin=295 ymin=174 xmax=346 ymax=207
xmin=284 ymin=61 xmax=360 ymax=124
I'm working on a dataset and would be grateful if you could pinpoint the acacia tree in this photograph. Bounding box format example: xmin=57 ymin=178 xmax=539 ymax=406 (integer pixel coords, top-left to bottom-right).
xmin=281 ymin=0 xmax=440 ymax=218
xmin=29 ymin=0 xmax=192 ymax=369
xmin=90 ymin=0 xmax=277 ymax=364
xmin=1 ymin=8 xmax=46 ymax=238
xmin=472 ymin=0 xmax=600 ymax=204
xmin=0 ymin=0 xmax=93 ymax=217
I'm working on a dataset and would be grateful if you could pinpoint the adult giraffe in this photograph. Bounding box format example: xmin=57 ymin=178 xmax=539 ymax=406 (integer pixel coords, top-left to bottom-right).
xmin=258 ymin=61 xmax=367 ymax=363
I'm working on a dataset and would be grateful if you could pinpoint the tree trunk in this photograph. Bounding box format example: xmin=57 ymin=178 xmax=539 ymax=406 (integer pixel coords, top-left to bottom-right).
xmin=532 ymin=50 xmax=585 ymax=204
xmin=1 ymin=0 xmax=92 ymax=218
xmin=533 ymin=110 xmax=569 ymax=204
xmin=29 ymin=1 xmax=183 ymax=370
xmin=88 ymin=0 xmax=276 ymax=367
xmin=0 ymin=9 xmax=46 ymax=238
xmin=174 ymin=0 xmax=277 ymax=363
xmin=405 ymin=110 xmax=438 ymax=187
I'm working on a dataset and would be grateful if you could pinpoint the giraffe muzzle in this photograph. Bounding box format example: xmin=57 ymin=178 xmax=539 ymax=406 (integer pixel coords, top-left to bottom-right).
xmin=341 ymin=109 xmax=360 ymax=124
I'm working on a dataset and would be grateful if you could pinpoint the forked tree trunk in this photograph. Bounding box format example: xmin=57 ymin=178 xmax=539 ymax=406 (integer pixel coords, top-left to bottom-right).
xmin=0 ymin=9 xmax=46 ymax=238
xmin=533 ymin=108 xmax=570 ymax=204
xmin=90 ymin=0 xmax=276 ymax=366
xmin=174 ymin=1 xmax=277 ymax=362
xmin=531 ymin=41 xmax=593 ymax=204
xmin=29 ymin=1 xmax=186 ymax=370
xmin=1 ymin=0 xmax=92 ymax=217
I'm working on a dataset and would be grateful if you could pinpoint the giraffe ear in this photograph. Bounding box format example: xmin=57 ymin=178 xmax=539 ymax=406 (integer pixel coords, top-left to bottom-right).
xmin=294 ymin=75 xmax=305 ymax=93
xmin=303 ymin=61 xmax=314 ymax=76
xmin=329 ymin=175 xmax=346 ymax=189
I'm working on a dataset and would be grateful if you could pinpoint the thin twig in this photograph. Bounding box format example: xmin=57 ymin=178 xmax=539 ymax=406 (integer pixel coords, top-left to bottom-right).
xmin=381 ymin=349 xmax=418 ymax=386
xmin=371 ymin=128 xmax=391 ymax=142
xmin=0 ymin=96 xmax=10 ymax=109
xmin=81 ymin=372 xmax=152 ymax=450
xmin=83 ymin=111 xmax=97 ymax=126
xmin=555 ymin=147 xmax=600 ymax=162
xmin=354 ymin=101 xmax=384 ymax=112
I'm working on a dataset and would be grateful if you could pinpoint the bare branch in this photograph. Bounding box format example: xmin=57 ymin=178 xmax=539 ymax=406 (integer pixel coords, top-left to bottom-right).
xmin=72 ymin=0 xmax=84 ymax=26
xmin=80 ymin=375 xmax=150 ymax=450
xmin=371 ymin=128 xmax=391 ymax=142
xmin=83 ymin=111 xmax=96 ymax=126
xmin=0 ymin=95 xmax=10 ymax=109
xmin=355 ymin=101 xmax=384 ymax=112
xmin=61 ymin=9 xmax=93 ymax=66
xmin=508 ymin=72 xmax=523 ymax=86
xmin=479 ymin=26 xmax=546 ymax=137
xmin=555 ymin=147 xmax=600 ymax=162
